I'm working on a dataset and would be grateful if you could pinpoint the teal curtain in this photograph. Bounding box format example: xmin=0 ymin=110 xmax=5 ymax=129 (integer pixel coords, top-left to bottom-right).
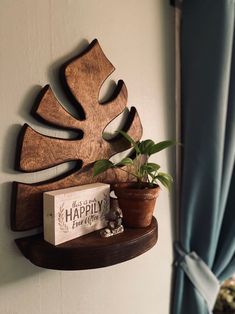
xmin=172 ymin=1 xmax=235 ymax=313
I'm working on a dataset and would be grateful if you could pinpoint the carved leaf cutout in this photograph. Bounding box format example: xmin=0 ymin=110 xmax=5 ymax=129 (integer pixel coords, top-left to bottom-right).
xmin=12 ymin=39 xmax=143 ymax=231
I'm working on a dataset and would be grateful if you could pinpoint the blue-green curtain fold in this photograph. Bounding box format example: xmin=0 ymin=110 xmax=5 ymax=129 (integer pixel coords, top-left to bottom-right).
xmin=172 ymin=0 xmax=235 ymax=313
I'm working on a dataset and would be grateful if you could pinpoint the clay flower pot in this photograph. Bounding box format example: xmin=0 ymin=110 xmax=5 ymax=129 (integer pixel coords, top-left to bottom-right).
xmin=113 ymin=182 xmax=160 ymax=228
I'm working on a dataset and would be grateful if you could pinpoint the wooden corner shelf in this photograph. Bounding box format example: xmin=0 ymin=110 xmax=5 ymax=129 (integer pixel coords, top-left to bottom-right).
xmin=16 ymin=217 xmax=158 ymax=270
xmin=12 ymin=39 xmax=158 ymax=270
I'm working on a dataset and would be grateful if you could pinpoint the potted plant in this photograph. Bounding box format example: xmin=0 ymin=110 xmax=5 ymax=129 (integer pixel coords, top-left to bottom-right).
xmin=93 ymin=131 xmax=175 ymax=228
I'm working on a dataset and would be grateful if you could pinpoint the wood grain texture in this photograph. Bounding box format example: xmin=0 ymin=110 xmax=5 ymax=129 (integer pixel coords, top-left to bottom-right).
xmin=19 ymin=106 xmax=141 ymax=172
xmin=12 ymin=39 xmax=143 ymax=231
xmin=19 ymin=40 xmax=141 ymax=172
xmin=15 ymin=217 xmax=158 ymax=270
xmin=33 ymin=85 xmax=83 ymax=131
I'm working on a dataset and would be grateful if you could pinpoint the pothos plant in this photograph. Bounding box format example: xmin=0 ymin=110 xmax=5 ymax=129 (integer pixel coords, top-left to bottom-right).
xmin=93 ymin=130 xmax=175 ymax=189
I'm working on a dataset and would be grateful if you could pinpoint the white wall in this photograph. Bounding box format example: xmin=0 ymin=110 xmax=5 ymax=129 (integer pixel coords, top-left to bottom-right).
xmin=0 ymin=1 xmax=175 ymax=313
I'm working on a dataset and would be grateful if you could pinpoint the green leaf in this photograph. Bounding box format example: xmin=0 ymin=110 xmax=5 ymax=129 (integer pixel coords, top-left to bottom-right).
xmin=158 ymin=172 xmax=173 ymax=180
xmin=138 ymin=140 xmax=155 ymax=155
xmin=149 ymin=140 xmax=176 ymax=155
xmin=146 ymin=162 xmax=160 ymax=172
xmin=116 ymin=157 xmax=134 ymax=166
xmin=93 ymin=160 xmax=114 ymax=176
xmin=118 ymin=130 xmax=140 ymax=154
xmin=141 ymin=162 xmax=160 ymax=173
xmin=156 ymin=172 xmax=173 ymax=190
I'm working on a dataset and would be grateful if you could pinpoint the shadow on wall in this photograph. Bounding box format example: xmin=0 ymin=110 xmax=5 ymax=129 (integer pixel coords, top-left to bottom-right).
xmin=47 ymin=38 xmax=89 ymax=117
xmin=0 ymin=84 xmax=48 ymax=285
xmin=47 ymin=37 xmax=121 ymax=115
xmin=1 ymin=188 xmax=44 ymax=286
xmin=0 ymin=182 xmax=44 ymax=286
xmin=158 ymin=3 xmax=176 ymax=236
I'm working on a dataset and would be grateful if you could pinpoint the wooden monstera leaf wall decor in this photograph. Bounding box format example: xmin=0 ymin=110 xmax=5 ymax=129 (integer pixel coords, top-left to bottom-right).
xmin=12 ymin=39 xmax=158 ymax=270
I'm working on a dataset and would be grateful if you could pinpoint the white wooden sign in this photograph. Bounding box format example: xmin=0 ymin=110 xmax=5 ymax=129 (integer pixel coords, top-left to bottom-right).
xmin=43 ymin=183 xmax=110 ymax=245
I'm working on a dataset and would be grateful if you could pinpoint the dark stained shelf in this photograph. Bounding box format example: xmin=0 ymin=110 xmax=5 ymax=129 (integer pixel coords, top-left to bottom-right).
xmin=15 ymin=217 xmax=158 ymax=270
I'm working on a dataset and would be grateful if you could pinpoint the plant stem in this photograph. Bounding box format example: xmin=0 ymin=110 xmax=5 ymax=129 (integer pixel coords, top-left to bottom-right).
xmin=115 ymin=166 xmax=139 ymax=180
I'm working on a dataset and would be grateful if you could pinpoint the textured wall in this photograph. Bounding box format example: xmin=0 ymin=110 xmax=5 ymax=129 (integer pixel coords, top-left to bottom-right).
xmin=0 ymin=0 xmax=175 ymax=313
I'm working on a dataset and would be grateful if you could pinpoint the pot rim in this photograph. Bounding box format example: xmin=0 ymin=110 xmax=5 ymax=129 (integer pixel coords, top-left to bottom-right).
xmin=113 ymin=182 xmax=160 ymax=190
xmin=113 ymin=182 xmax=160 ymax=200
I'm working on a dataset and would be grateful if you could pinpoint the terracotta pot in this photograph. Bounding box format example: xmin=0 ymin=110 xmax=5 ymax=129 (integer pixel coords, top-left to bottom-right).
xmin=113 ymin=182 xmax=160 ymax=228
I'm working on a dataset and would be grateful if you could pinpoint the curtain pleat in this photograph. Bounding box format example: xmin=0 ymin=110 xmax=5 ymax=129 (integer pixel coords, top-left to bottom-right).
xmin=171 ymin=1 xmax=235 ymax=313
